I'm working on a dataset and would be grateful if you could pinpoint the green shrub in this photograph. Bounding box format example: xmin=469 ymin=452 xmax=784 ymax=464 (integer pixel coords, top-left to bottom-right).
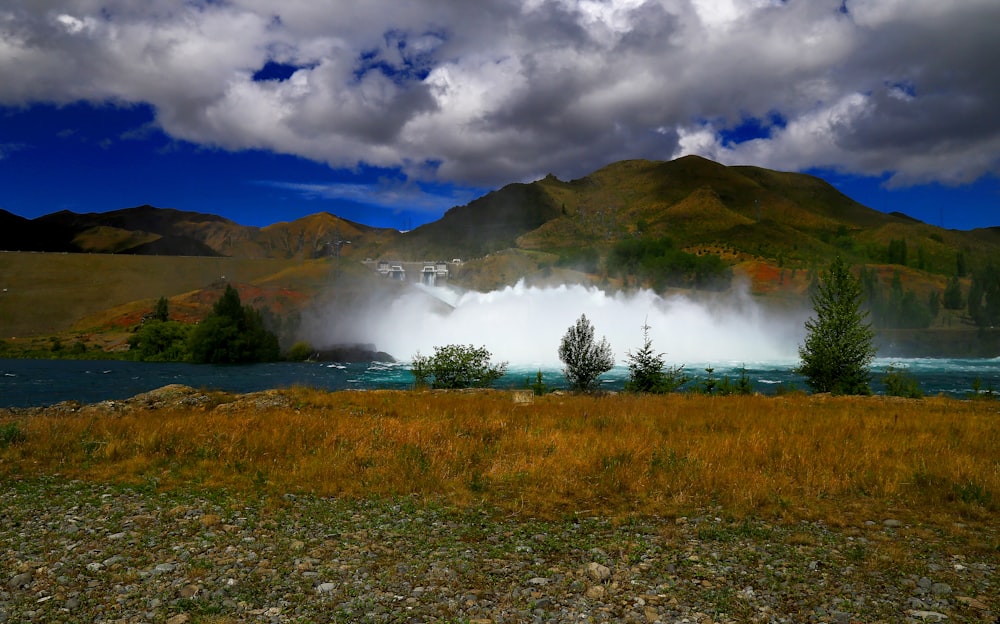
xmin=410 ymin=345 xmax=508 ymax=390
xmin=128 ymin=320 xmax=193 ymax=362
xmin=882 ymin=364 xmax=923 ymax=399
xmin=0 ymin=422 xmax=26 ymax=448
xmin=286 ymin=341 xmax=314 ymax=362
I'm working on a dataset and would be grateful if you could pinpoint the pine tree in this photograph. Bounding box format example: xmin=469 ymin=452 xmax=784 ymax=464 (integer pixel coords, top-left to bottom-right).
xmin=153 ymin=296 xmax=169 ymax=322
xmin=943 ymin=275 xmax=964 ymax=310
xmin=797 ymin=257 xmax=876 ymax=395
xmin=624 ymin=321 xmax=688 ymax=393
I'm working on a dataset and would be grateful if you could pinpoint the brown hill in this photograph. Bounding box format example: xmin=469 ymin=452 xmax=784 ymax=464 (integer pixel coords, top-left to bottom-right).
xmin=9 ymin=206 xmax=399 ymax=260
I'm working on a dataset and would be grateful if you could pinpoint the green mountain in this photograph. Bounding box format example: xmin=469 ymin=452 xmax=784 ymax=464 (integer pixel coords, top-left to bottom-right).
xmin=387 ymin=155 xmax=997 ymax=277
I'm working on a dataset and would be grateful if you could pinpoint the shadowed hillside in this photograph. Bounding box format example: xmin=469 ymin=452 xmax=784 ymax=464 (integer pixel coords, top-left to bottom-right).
xmin=3 ymin=206 xmax=400 ymax=260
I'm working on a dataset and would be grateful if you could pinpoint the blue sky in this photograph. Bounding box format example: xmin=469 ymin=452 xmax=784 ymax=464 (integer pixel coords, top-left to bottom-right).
xmin=1 ymin=1 xmax=998 ymax=230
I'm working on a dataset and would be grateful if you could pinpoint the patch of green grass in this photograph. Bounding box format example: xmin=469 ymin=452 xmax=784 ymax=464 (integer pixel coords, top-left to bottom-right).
xmin=952 ymin=480 xmax=992 ymax=507
xmin=0 ymin=421 xmax=26 ymax=448
xmin=697 ymin=519 xmax=772 ymax=543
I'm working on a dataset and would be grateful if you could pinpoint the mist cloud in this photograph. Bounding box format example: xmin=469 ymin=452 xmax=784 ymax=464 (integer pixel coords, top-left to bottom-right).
xmin=2 ymin=0 xmax=998 ymax=190
xmin=303 ymin=280 xmax=804 ymax=367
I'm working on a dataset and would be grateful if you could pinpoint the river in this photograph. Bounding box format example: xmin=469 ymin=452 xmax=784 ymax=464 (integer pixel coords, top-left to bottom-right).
xmin=2 ymin=357 xmax=998 ymax=408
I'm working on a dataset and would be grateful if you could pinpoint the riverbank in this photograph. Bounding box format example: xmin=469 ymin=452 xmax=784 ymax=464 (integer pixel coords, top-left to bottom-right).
xmin=3 ymin=477 xmax=996 ymax=624
xmin=2 ymin=387 xmax=998 ymax=622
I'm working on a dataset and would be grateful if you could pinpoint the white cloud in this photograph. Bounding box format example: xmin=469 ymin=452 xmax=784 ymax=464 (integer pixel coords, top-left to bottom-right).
xmin=258 ymin=179 xmax=479 ymax=214
xmin=0 ymin=0 xmax=997 ymax=188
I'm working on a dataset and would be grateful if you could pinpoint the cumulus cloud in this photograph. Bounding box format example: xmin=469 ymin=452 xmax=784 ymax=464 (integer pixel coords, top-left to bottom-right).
xmin=1 ymin=0 xmax=998 ymax=189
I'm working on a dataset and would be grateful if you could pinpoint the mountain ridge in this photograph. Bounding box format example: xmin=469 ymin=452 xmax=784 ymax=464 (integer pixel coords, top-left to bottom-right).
xmin=3 ymin=155 xmax=997 ymax=283
xmin=3 ymin=156 xmax=1000 ymax=357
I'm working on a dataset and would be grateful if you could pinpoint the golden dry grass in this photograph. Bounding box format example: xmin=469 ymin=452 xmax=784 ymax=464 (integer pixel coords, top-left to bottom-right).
xmin=0 ymin=251 xmax=303 ymax=337
xmin=2 ymin=391 xmax=998 ymax=525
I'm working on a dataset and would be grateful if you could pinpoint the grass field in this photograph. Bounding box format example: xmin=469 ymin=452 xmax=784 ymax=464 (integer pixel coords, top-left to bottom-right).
xmin=3 ymin=390 xmax=997 ymax=529
xmin=0 ymin=251 xmax=305 ymax=337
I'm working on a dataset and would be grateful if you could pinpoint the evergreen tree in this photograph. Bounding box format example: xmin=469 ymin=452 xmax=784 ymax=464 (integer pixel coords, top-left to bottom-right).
xmin=797 ymin=257 xmax=876 ymax=395
xmin=943 ymin=276 xmax=964 ymax=310
xmin=153 ymin=296 xmax=169 ymax=322
xmin=558 ymin=314 xmax=614 ymax=392
xmin=971 ymin=264 xmax=1000 ymax=328
xmin=624 ymin=321 xmax=688 ymax=393
xmin=887 ymin=239 xmax=907 ymax=266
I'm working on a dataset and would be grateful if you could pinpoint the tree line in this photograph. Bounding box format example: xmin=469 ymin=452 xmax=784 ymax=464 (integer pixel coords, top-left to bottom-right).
xmin=128 ymin=285 xmax=281 ymax=364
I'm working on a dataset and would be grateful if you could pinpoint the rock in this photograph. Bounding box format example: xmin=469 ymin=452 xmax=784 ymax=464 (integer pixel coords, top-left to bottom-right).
xmin=585 ymin=585 xmax=606 ymax=599
xmin=906 ymin=610 xmax=949 ymax=622
xmin=178 ymin=584 xmax=200 ymax=599
xmin=883 ymin=519 xmax=903 ymax=528
xmin=154 ymin=562 xmax=178 ymax=573
xmin=526 ymin=577 xmax=549 ymax=586
xmin=930 ymin=582 xmax=951 ymax=596
xmin=199 ymin=514 xmax=222 ymax=528
xmin=584 ymin=562 xmax=611 ymax=582
xmin=917 ymin=577 xmax=933 ymax=590
xmin=7 ymin=572 xmax=32 ymax=589
xmin=316 ymin=582 xmax=335 ymax=594
xmin=165 ymin=615 xmax=190 ymax=624
xmin=955 ymin=596 xmax=987 ymax=610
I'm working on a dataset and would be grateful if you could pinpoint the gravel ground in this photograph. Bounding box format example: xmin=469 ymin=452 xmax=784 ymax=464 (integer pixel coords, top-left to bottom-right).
xmin=2 ymin=477 xmax=997 ymax=624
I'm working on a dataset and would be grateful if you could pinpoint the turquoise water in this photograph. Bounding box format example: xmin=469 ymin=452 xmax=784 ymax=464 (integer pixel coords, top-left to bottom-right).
xmin=2 ymin=357 xmax=998 ymax=408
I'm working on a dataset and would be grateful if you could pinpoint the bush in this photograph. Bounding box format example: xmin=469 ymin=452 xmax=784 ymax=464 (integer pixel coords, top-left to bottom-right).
xmin=128 ymin=321 xmax=193 ymax=362
xmin=0 ymin=422 xmax=26 ymax=448
xmin=882 ymin=364 xmax=923 ymax=399
xmin=410 ymin=345 xmax=508 ymax=389
xmin=558 ymin=314 xmax=614 ymax=392
xmin=286 ymin=341 xmax=314 ymax=362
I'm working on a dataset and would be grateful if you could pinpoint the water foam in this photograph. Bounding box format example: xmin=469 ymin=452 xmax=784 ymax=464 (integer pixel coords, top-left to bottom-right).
xmin=362 ymin=280 xmax=803 ymax=366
